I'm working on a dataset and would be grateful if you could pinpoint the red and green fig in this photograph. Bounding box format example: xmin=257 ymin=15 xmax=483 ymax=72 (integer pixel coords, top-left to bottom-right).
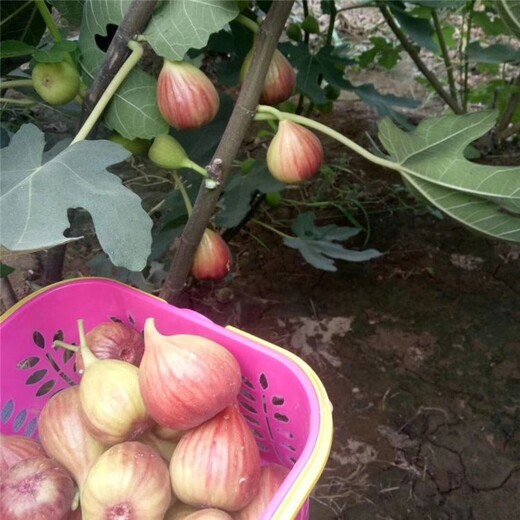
xmin=240 ymin=49 xmax=296 ymax=106
xmin=32 ymin=60 xmax=80 ymax=106
xmin=191 ymin=228 xmax=232 ymax=281
xmin=266 ymin=120 xmax=323 ymax=183
xmin=157 ymin=60 xmax=220 ymax=130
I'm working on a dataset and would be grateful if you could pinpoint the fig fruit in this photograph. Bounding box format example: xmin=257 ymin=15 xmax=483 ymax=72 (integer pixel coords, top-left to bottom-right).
xmin=157 ymin=60 xmax=220 ymax=130
xmin=32 ymin=60 xmax=80 ymax=106
xmin=191 ymin=228 xmax=232 ymax=281
xmin=109 ymin=132 xmax=152 ymax=156
xmin=266 ymin=120 xmax=323 ymax=183
xmin=240 ymin=49 xmax=295 ymax=106
xmin=139 ymin=319 xmax=242 ymax=431
xmin=0 ymin=434 xmax=46 ymax=472
xmin=169 ymin=402 xmax=261 ymax=511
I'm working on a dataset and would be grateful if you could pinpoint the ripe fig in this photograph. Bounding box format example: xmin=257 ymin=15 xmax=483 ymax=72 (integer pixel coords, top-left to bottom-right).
xmin=191 ymin=228 xmax=232 ymax=281
xmin=240 ymin=49 xmax=296 ymax=106
xmin=266 ymin=120 xmax=323 ymax=183
xmin=169 ymin=403 xmax=261 ymax=511
xmin=32 ymin=60 xmax=80 ymax=106
xmin=139 ymin=319 xmax=242 ymax=431
xmin=157 ymin=60 xmax=220 ymax=130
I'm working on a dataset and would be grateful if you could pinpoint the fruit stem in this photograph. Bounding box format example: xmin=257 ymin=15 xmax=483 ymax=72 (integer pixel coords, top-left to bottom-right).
xmin=235 ymin=14 xmax=260 ymax=34
xmin=250 ymin=218 xmax=292 ymax=239
xmin=183 ymin=159 xmax=209 ymax=178
xmin=53 ymin=340 xmax=79 ymax=352
xmin=172 ymin=171 xmax=193 ymax=216
xmin=33 ymin=0 xmax=76 ymax=68
xmin=78 ymin=319 xmax=97 ymax=369
xmin=255 ymin=104 xmax=401 ymax=173
xmin=0 ymin=97 xmax=36 ymax=106
xmin=0 ymin=79 xmax=34 ymax=89
xmin=71 ymin=40 xmax=144 ymax=144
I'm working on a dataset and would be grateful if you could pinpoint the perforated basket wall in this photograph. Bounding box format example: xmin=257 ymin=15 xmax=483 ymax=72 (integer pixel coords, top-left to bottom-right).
xmin=0 ymin=278 xmax=333 ymax=520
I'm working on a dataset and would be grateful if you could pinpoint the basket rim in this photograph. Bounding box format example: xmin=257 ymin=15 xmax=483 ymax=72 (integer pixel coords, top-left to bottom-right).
xmin=0 ymin=277 xmax=333 ymax=519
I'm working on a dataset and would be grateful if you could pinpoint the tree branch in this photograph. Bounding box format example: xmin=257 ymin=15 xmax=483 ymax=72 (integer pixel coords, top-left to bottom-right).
xmin=159 ymin=1 xmax=295 ymax=304
xmin=378 ymin=2 xmax=464 ymax=115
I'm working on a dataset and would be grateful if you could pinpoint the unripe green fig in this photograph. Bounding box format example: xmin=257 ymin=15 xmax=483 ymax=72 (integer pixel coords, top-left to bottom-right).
xmin=301 ymin=15 xmax=320 ymax=34
xmin=286 ymin=23 xmax=302 ymax=42
xmin=32 ymin=60 xmax=80 ymax=106
xmin=148 ymin=134 xmax=190 ymax=170
xmin=265 ymin=191 xmax=283 ymax=207
xmin=109 ymin=132 xmax=152 ymax=156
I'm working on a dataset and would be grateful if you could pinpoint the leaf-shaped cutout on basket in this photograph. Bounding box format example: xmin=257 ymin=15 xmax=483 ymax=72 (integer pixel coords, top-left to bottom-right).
xmin=272 ymin=396 xmax=285 ymax=406
xmin=259 ymin=373 xmax=269 ymax=390
xmin=17 ymin=356 xmax=40 ymax=370
xmin=13 ymin=409 xmax=27 ymax=432
xmin=24 ymin=417 xmax=38 ymax=437
xmin=1 ymin=399 xmax=15 ymax=423
xmin=26 ymin=368 xmax=47 ymax=385
xmin=240 ymin=388 xmax=256 ymax=401
xmin=33 ymin=331 xmax=45 ymax=349
xmin=36 ymin=379 xmax=56 ymax=397
xmin=274 ymin=412 xmax=289 ymax=423
xmin=242 ymin=375 xmax=255 ymax=389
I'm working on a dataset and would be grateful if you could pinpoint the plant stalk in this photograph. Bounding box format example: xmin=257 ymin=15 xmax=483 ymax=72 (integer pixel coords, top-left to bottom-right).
xmin=0 ymin=79 xmax=34 ymax=89
xmin=431 ymin=8 xmax=458 ymax=106
xmin=462 ymin=0 xmax=476 ymax=112
xmin=0 ymin=97 xmax=36 ymax=106
xmin=378 ymin=2 xmax=463 ymax=114
xmin=235 ymin=13 xmax=260 ymax=34
xmin=33 ymin=0 xmax=75 ymax=67
xmin=72 ymin=40 xmax=143 ymax=144
xmin=496 ymin=75 xmax=520 ymax=139
xmin=159 ymin=0 xmax=296 ymax=304
xmin=172 ymin=171 xmax=193 ymax=216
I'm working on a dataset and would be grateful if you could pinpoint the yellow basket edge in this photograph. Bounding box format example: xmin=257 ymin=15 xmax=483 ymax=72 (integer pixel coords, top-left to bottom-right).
xmin=226 ymin=326 xmax=334 ymax=520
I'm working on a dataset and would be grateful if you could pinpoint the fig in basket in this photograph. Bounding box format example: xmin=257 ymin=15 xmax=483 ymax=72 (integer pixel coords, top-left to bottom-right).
xmin=81 ymin=441 xmax=171 ymax=520
xmin=139 ymin=318 xmax=242 ymax=430
xmin=0 ymin=456 xmax=76 ymax=520
xmin=75 ymin=320 xmax=153 ymax=445
xmin=0 ymin=434 xmax=47 ymax=472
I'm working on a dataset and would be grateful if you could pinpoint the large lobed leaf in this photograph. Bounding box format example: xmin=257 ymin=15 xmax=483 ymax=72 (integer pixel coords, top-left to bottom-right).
xmin=378 ymin=111 xmax=520 ymax=242
xmin=0 ymin=124 xmax=153 ymax=271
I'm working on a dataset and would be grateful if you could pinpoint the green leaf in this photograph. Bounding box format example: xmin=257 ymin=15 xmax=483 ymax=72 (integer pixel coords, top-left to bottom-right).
xmin=49 ymin=0 xmax=85 ymax=26
xmin=33 ymin=41 xmax=79 ymax=63
xmin=472 ymin=11 xmax=509 ymax=36
xmin=389 ymin=3 xmax=439 ymax=53
xmin=466 ymin=41 xmax=520 ymax=64
xmin=283 ymin=212 xmax=382 ymax=271
xmin=378 ymin=111 xmax=520 ymax=242
xmin=215 ymin=161 xmax=285 ymax=228
xmin=143 ymin=0 xmax=239 ymax=61
xmin=0 ymin=124 xmax=153 ymax=271
xmin=0 ymin=1 xmax=46 ymax=73
xmin=79 ymin=0 xmax=166 ymax=140
xmin=0 ymin=263 xmax=15 ymax=278
xmin=0 ymin=40 xmax=36 ymax=59
xmin=496 ymin=0 xmax=520 ymax=39
xmin=104 ymin=68 xmax=169 ymax=140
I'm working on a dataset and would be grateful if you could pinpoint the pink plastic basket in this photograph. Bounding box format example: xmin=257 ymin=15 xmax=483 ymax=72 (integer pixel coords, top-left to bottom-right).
xmin=0 ymin=278 xmax=332 ymax=519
